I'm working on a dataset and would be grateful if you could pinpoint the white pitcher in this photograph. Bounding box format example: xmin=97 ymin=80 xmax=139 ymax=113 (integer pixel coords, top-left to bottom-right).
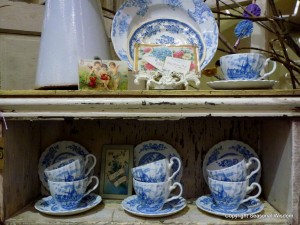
xmin=35 ymin=0 xmax=111 ymax=89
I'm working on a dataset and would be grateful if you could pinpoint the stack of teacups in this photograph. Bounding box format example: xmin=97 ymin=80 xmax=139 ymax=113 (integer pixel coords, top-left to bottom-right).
xmin=206 ymin=155 xmax=261 ymax=211
xmin=44 ymin=154 xmax=99 ymax=210
xmin=131 ymin=157 xmax=183 ymax=213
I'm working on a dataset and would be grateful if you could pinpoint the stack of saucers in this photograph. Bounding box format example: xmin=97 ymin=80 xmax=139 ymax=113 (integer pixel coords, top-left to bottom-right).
xmin=196 ymin=155 xmax=264 ymax=217
xmin=35 ymin=153 xmax=101 ymax=216
xmin=122 ymin=156 xmax=186 ymax=217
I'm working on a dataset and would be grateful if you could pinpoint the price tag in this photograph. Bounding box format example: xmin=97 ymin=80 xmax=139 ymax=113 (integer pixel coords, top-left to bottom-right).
xmin=163 ymin=56 xmax=191 ymax=74
xmin=142 ymin=56 xmax=164 ymax=71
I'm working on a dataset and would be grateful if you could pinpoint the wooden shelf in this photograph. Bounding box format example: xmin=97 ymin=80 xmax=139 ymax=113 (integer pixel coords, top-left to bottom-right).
xmin=0 ymin=90 xmax=300 ymax=119
xmin=5 ymin=199 xmax=290 ymax=225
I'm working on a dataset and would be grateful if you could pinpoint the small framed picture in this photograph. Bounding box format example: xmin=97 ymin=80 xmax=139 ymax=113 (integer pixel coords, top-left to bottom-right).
xmin=78 ymin=59 xmax=128 ymax=90
xmin=100 ymin=145 xmax=133 ymax=199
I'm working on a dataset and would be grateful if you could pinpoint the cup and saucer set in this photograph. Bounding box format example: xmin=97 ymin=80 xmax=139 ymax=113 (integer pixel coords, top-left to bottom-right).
xmin=196 ymin=140 xmax=264 ymax=217
xmin=122 ymin=140 xmax=186 ymax=217
xmin=35 ymin=141 xmax=102 ymax=216
xmin=207 ymin=53 xmax=278 ymax=90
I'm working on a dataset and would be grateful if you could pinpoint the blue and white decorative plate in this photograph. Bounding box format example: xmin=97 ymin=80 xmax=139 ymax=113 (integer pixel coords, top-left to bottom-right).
xmin=128 ymin=18 xmax=206 ymax=68
xmin=196 ymin=195 xmax=264 ymax=217
xmin=207 ymin=80 xmax=277 ymax=90
xmin=38 ymin=141 xmax=91 ymax=191
xmin=34 ymin=193 xmax=102 ymax=216
xmin=122 ymin=195 xmax=186 ymax=217
xmin=203 ymin=140 xmax=261 ymax=185
xmin=111 ymin=0 xmax=218 ymax=70
xmin=134 ymin=140 xmax=182 ymax=182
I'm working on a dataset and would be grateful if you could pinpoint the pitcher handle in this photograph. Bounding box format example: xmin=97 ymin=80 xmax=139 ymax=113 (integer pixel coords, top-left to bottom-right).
xmin=83 ymin=176 xmax=99 ymax=197
xmin=240 ymin=182 xmax=262 ymax=204
xmin=168 ymin=157 xmax=182 ymax=181
xmin=165 ymin=182 xmax=183 ymax=204
xmin=259 ymin=58 xmax=277 ymax=80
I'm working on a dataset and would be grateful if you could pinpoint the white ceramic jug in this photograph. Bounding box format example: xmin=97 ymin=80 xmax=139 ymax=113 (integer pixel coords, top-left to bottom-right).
xmin=35 ymin=0 xmax=111 ymax=89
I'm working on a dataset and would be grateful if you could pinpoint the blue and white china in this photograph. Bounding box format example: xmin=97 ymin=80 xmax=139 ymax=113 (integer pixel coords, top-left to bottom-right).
xmin=208 ymin=177 xmax=261 ymax=210
xmin=48 ymin=176 xmax=99 ymax=210
xmin=134 ymin=140 xmax=182 ymax=182
xmin=128 ymin=18 xmax=206 ymax=67
xmin=111 ymin=0 xmax=218 ymax=69
xmin=203 ymin=140 xmax=261 ymax=185
xmin=133 ymin=178 xmax=183 ymax=212
xmin=207 ymin=80 xmax=277 ymax=90
xmin=196 ymin=195 xmax=264 ymax=217
xmin=220 ymin=53 xmax=277 ymax=80
xmin=34 ymin=193 xmax=102 ymax=216
xmin=44 ymin=154 xmax=96 ymax=182
xmin=132 ymin=156 xmax=181 ymax=182
xmin=206 ymin=155 xmax=261 ymax=182
xmin=122 ymin=195 xmax=186 ymax=217
xmin=38 ymin=141 xmax=92 ymax=191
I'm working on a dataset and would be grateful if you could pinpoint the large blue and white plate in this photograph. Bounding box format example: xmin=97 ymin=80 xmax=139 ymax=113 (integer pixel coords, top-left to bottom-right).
xmin=203 ymin=140 xmax=261 ymax=185
xmin=122 ymin=195 xmax=186 ymax=217
xmin=34 ymin=193 xmax=102 ymax=216
xmin=196 ymin=195 xmax=264 ymax=217
xmin=38 ymin=141 xmax=92 ymax=191
xmin=128 ymin=18 xmax=206 ymax=68
xmin=134 ymin=140 xmax=182 ymax=182
xmin=111 ymin=0 xmax=218 ymax=70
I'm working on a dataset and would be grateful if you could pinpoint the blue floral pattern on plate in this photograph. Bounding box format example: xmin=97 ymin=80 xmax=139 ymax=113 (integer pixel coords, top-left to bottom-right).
xmin=38 ymin=141 xmax=91 ymax=191
xmin=111 ymin=0 xmax=218 ymax=69
xmin=203 ymin=140 xmax=261 ymax=185
xmin=34 ymin=193 xmax=102 ymax=216
xmin=134 ymin=140 xmax=182 ymax=182
xmin=196 ymin=195 xmax=264 ymax=217
xmin=122 ymin=195 xmax=186 ymax=217
xmin=128 ymin=19 xmax=206 ymax=66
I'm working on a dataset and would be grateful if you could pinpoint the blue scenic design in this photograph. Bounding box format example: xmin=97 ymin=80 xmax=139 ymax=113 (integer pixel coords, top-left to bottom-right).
xmin=128 ymin=19 xmax=205 ymax=62
xmin=122 ymin=195 xmax=186 ymax=216
xmin=139 ymin=143 xmax=168 ymax=153
xmin=196 ymin=195 xmax=264 ymax=216
xmin=35 ymin=194 xmax=100 ymax=214
xmin=132 ymin=160 xmax=167 ymax=182
xmin=42 ymin=144 xmax=59 ymax=166
xmin=111 ymin=0 xmax=218 ymax=70
xmin=206 ymin=146 xmax=222 ymax=165
xmin=54 ymin=185 xmax=84 ymax=210
xmin=217 ymin=158 xmax=239 ymax=167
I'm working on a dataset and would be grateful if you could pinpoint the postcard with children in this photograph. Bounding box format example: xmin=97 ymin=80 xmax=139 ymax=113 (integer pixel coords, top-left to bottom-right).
xmin=79 ymin=59 xmax=128 ymax=90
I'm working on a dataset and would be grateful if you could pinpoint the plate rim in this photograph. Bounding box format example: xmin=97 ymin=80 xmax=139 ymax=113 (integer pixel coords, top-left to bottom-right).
xmin=207 ymin=80 xmax=277 ymax=90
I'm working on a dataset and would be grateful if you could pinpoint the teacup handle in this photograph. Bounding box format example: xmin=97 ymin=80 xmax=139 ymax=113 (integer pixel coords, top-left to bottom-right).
xmin=165 ymin=182 xmax=183 ymax=204
xmin=84 ymin=154 xmax=97 ymax=177
xmin=168 ymin=157 xmax=181 ymax=181
xmin=246 ymin=157 xmax=261 ymax=180
xmin=259 ymin=58 xmax=277 ymax=80
xmin=240 ymin=182 xmax=262 ymax=204
xmin=83 ymin=176 xmax=99 ymax=198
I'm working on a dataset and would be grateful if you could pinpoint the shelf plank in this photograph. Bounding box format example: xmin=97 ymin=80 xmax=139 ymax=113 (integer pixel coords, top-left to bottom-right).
xmin=5 ymin=199 xmax=290 ymax=225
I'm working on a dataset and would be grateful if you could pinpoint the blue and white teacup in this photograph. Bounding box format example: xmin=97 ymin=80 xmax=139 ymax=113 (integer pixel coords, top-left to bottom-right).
xmin=48 ymin=176 xmax=99 ymax=210
xmin=206 ymin=155 xmax=261 ymax=182
xmin=208 ymin=177 xmax=261 ymax=210
xmin=132 ymin=156 xmax=181 ymax=182
xmin=220 ymin=53 xmax=277 ymax=80
xmin=44 ymin=154 xmax=96 ymax=182
xmin=133 ymin=178 xmax=183 ymax=212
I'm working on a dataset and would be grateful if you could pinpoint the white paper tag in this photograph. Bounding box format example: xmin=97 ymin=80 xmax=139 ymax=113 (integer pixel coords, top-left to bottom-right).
xmin=143 ymin=56 xmax=164 ymax=71
xmin=163 ymin=56 xmax=191 ymax=74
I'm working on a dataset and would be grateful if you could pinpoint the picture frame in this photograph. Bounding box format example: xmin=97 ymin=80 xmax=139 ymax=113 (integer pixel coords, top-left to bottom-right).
xmin=100 ymin=145 xmax=133 ymax=199
xmin=78 ymin=59 xmax=128 ymax=91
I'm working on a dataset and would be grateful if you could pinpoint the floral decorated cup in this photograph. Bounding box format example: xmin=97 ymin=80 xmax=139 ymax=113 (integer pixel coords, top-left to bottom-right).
xmin=131 ymin=156 xmax=181 ymax=182
xmin=44 ymin=154 xmax=96 ymax=182
xmin=48 ymin=176 xmax=99 ymax=210
xmin=206 ymin=155 xmax=261 ymax=182
xmin=220 ymin=53 xmax=277 ymax=80
xmin=208 ymin=177 xmax=261 ymax=210
xmin=133 ymin=178 xmax=183 ymax=213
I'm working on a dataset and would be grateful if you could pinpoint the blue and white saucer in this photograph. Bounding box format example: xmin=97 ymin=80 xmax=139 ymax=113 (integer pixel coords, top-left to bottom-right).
xmin=34 ymin=193 xmax=102 ymax=216
xmin=196 ymin=195 xmax=264 ymax=217
xmin=122 ymin=195 xmax=186 ymax=217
